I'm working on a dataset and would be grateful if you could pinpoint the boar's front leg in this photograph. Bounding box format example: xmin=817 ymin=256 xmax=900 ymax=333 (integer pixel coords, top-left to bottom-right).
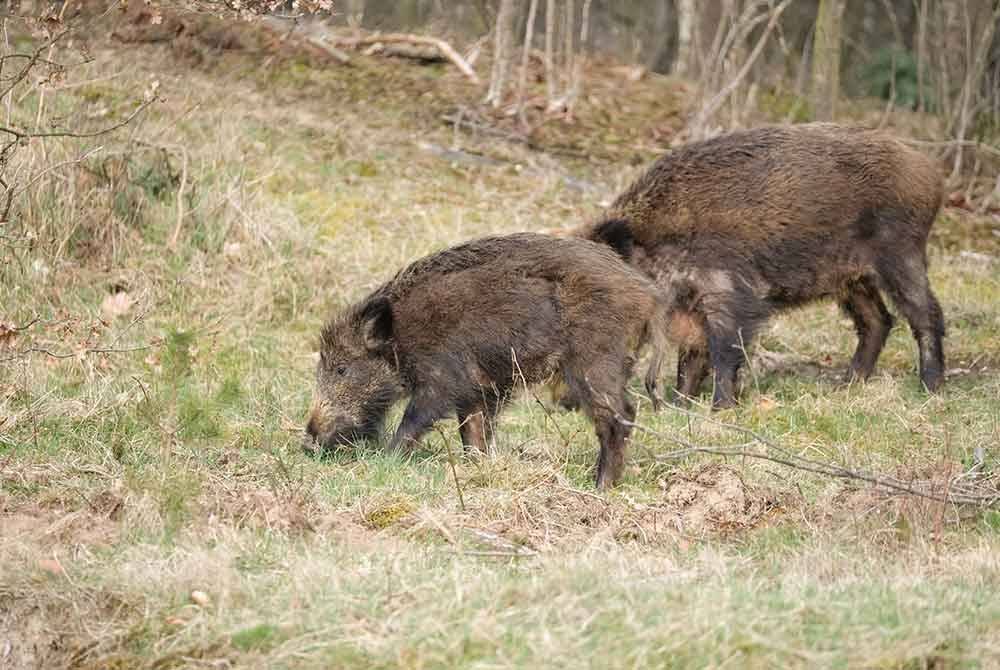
xmin=388 ymin=396 xmax=445 ymax=452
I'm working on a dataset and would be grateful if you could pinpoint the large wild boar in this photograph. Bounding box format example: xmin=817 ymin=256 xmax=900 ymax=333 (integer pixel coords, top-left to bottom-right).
xmin=304 ymin=233 xmax=667 ymax=488
xmin=575 ymin=123 xmax=946 ymax=409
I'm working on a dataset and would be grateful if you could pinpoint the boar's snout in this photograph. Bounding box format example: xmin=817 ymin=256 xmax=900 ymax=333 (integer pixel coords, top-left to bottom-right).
xmin=302 ymin=403 xmax=380 ymax=456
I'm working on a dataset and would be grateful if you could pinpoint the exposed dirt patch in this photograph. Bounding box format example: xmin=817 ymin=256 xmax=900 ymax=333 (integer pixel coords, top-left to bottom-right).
xmin=198 ymin=483 xmax=322 ymax=535
xmin=1 ymin=579 xmax=147 ymax=670
xmin=1 ymin=500 xmax=120 ymax=552
xmin=194 ymin=479 xmax=380 ymax=543
xmin=404 ymin=465 xmax=778 ymax=554
xmin=0 ymin=495 xmax=127 ymax=670
xmin=662 ymin=464 xmax=777 ymax=534
xmin=0 ymin=596 xmax=65 ymax=670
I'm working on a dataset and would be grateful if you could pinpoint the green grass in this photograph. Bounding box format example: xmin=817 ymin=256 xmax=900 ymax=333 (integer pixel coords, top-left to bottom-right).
xmin=2 ymin=17 xmax=1000 ymax=670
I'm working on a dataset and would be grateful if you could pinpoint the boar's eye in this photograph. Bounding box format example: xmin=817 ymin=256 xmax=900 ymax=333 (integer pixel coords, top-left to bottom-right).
xmin=336 ymin=365 xmax=347 ymax=376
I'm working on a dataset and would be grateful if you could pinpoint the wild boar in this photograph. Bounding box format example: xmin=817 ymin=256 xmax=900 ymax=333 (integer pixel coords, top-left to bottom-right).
xmin=304 ymin=233 xmax=667 ymax=489
xmin=576 ymin=122 xmax=946 ymax=409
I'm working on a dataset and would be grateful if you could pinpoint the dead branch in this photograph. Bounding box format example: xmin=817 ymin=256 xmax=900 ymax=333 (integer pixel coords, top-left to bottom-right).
xmin=301 ymin=34 xmax=351 ymax=64
xmin=0 ymin=82 xmax=156 ymax=227
xmin=0 ymin=344 xmax=152 ymax=364
xmin=621 ymin=407 xmax=1000 ymax=508
xmin=258 ymin=17 xmax=351 ymax=64
xmin=4 ymin=317 xmax=40 ymax=332
xmin=441 ymin=111 xmax=531 ymax=145
xmin=334 ymin=32 xmax=480 ymax=83
xmin=417 ymin=139 xmax=597 ymax=193
xmin=0 ymin=99 xmax=155 ymax=141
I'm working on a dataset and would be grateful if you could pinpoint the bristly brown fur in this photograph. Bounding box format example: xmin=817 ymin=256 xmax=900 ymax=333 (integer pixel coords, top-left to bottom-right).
xmin=308 ymin=233 xmax=669 ymax=489
xmin=575 ymin=122 xmax=946 ymax=408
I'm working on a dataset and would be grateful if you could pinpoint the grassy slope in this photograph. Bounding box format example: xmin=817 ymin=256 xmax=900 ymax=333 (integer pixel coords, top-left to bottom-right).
xmin=2 ymin=24 xmax=1000 ymax=670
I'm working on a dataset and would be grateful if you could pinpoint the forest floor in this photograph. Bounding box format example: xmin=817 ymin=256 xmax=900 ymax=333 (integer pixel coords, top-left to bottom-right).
xmin=2 ymin=11 xmax=1000 ymax=669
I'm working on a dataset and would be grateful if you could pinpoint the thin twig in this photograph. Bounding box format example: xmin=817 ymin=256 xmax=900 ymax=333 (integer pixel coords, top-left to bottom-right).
xmin=168 ymin=146 xmax=189 ymax=248
xmin=0 ymin=344 xmax=151 ymax=364
xmin=436 ymin=425 xmax=466 ymax=512
xmin=621 ymin=409 xmax=1000 ymax=508
xmin=5 ymin=316 xmax=39 ymax=332
xmin=687 ymin=0 xmax=793 ymax=139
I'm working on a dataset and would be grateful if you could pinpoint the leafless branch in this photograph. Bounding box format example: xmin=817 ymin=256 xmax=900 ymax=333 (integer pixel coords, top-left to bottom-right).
xmin=621 ymin=408 xmax=1000 ymax=508
xmin=3 ymin=145 xmax=103 ymax=221
xmin=0 ymin=344 xmax=152 ymax=364
xmin=686 ymin=0 xmax=794 ymax=140
xmin=0 ymin=27 xmax=72 ymax=103
xmin=0 ymin=95 xmax=157 ymax=143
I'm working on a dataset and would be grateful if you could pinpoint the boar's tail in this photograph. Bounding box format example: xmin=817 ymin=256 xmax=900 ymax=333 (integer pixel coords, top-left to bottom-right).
xmin=643 ymin=299 xmax=670 ymax=412
xmin=589 ymin=218 xmax=635 ymax=261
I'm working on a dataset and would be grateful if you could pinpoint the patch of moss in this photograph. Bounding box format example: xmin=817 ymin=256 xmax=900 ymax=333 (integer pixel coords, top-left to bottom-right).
xmin=364 ymin=497 xmax=415 ymax=530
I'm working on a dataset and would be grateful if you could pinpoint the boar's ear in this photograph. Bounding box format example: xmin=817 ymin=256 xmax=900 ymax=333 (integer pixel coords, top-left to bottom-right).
xmin=359 ymin=296 xmax=393 ymax=352
xmin=591 ymin=219 xmax=634 ymax=261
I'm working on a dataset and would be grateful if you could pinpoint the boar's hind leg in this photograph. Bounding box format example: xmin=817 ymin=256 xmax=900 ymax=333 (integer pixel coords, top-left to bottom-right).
xmin=457 ymin=407 xmax=495 ymax=453
xmin=876 ymin=253 xmax=946 ymax=392
xmin=564 ymin=360 xmax=635 ymax=490
xmin=674 ymin=346 xmax=711 ymax=405
xmin=840 ymin=277 xmax=894 ymax=382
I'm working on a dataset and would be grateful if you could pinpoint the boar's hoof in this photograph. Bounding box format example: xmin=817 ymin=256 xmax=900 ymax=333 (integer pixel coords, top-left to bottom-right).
xmin=710 ymin=396 xmax=738 ymax=411
xmin=921 ymin=370 xmax=944 ymax=393
xmin=668 ymin=390 xmax=694 ymax=409
xmin=302 ymin=434 xmax=322 ymax=457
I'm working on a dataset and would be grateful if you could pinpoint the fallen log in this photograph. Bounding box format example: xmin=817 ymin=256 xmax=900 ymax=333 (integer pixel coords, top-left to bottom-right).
xmin=334 ymin=32 xmax=480 ymax=83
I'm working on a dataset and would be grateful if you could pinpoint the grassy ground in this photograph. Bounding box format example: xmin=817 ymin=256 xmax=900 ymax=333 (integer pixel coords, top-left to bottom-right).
xmin=2 ymin=17 xmax=1000 ymax=669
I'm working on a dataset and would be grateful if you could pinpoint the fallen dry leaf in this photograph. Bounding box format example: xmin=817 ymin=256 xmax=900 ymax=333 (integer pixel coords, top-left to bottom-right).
xmin=190 ymin=590 xmax=210 ymax=607
xmin=38 ymin=558 xmax=65 ymax=575
xmin=101 ymin=292 xmax=134 ymax=320
xmin=756 ymin=396 xmax=779 ymax=412
xmin=0 ymin=322 xmax=15 ymax=349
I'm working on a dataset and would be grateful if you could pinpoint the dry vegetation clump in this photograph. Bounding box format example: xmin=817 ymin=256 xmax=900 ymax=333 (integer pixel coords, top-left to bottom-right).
xmin=1 ymin=6 xmax=999 ymax=668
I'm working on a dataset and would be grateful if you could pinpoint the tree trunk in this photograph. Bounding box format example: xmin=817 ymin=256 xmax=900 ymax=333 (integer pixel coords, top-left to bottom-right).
xmin=544 ymin=0 xmax=557 ymax=103
xmin=515 ymin=0 xmax=540 ymax=121
xmin=566 ymin=0 xmax=591 ymax=110
xmin=949 ymin=2 xmax=1000 ymax=179
xmin=811 ymin=0 xmax=846 ymax=121
xmin=674 ymin=0 xmax=697 ymax=77
xmin=485 ymin=0 xmax=515 ymax=108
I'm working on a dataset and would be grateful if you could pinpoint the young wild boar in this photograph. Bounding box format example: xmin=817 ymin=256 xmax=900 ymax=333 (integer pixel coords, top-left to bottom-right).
xmin=304 ymin=233 xmax=667 ymax=489
xmin=576 ymin=123 xmax=946 ymax=409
